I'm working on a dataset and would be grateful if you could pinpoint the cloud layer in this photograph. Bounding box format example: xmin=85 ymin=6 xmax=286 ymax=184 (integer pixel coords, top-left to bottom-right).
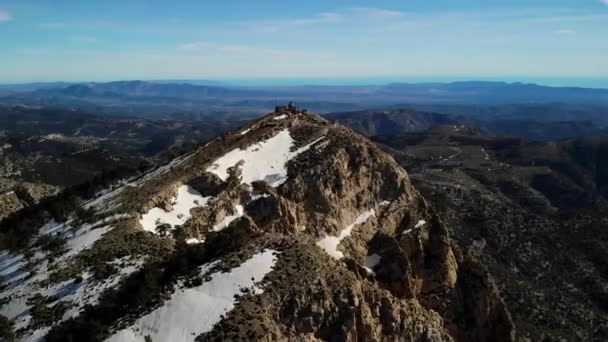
xmin=0 ymin=9 xmax=13 ymax=22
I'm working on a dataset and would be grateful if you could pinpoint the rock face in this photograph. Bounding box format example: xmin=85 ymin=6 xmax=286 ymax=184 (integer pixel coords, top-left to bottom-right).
xmin=324 ymin=109 xmax=467 ymax=137
xmin=0 ymin=107 xmax=514 ymax=341
xmin=373 ymin=128 xmax=608 ymax=341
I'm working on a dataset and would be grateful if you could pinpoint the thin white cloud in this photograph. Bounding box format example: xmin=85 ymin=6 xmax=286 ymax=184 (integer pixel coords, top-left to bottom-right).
xmin=526 ymin=14 xmax=608 ymax=23
xmin=15 ymin=48 xmax=49 ymax=56
xmin=601 ymin=0 xmax=608 ymax=6
xmin=247 ymin=11 xmax=342 ymax=33
xmin=39 ymin=22 xmax=68 ymax=28
xmin=554 ymin=29 xmax=576 ymax=35
xmin=178 ymin=42 xmax=331 ymax=58
xmin=72 ymin=35 xmax=97 ymax=42
xmin=0 ymin=9 xmax=13 ymax=22
xmin=244 ymin=7 xmax=408 ymax=33
xmin=350 ymin=7 xmax=405 ymax=18
xmin=218 ymin=44 xmax=251 ymax=53
xmin=178 ymin=41 xmax=211 ymax=51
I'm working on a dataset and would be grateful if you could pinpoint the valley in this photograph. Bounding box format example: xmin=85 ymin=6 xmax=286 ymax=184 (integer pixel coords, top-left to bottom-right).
xmin=0 ymin=85 xmax=607 ymax=341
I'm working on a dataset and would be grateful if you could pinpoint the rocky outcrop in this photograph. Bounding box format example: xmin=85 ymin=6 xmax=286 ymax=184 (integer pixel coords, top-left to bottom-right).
xmin=179 ymin=107 xmax=516 ymax=341
xmin=375 ymin=128 xmax=608 ymax=340
xmin=5 ymin=106 xmax=516 ymax=341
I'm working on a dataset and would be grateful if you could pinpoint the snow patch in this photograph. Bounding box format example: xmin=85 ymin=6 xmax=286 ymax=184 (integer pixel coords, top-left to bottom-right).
xmin=134 ymin=153 xmax=193 ymax=186
xmin=206 ymin=129 xmax=324 ymax=187
xmin=64 ymin=225 xmax=112 ymax=258
xmin=140 ymin=185 xmax=211 ymax=234
xmin=250 ymin=193 xmax=270 ymax=202
xmin=363 ymin=254 xmax=381 ymax=275
xmin=402 ymin=219 xmax=426 ymax=236
xmin=212 ymin=205 xmax=244 ymax=232
xmin=317 ymin=210 xmax=376 ymax=259
xmin=0 ymin=225 xmax=144 ymax=338
xmin=414 ymin=219 xmax=427 ymax=229
xmin=273 ymin=114 xmax=288 ymax=120
xmin=107 ymin=250 xmax=278 ymax=342
xmin=82 ymin=181 xmax=128 ymax=212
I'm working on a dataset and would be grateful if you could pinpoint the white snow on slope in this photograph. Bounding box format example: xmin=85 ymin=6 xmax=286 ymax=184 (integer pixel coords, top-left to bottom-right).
xmin=0 ymin=217 xmax=142 ymax=338
xmin=39 ymin=215 xmax=130 ymax=260
xmin=212 ymin=205 xmax=244 ymax=232
xmin=12 ymin=257 xmax=144 ymax=342
xmin=239 ymin=128 xmax=251 ymax=136
xmin=414 ymin=219 xmax=426 ymax=229
xmin=403 ymin=219 xmax=427 ymax=236
xmin=206 ymin=129 xmax=324 ymax=187
xmin=135 ymin=153 xmax=193 ymax=186
xmin=317 ymin=210 xmax=376 ymax=259
xmin=107 ymin=250 xmax=278 ymax=342
xmin=140 ymin=185 xmax=210 ymax=233
xmin=49 ymin=257 xmax=144 ymax=321
xmin=0 ymin=252 xmax=28 ymax=285
xmin=82 ymin=184 xmax=126 ymax=212
xmin=250 ymin=192 xmax=270 ymax=202
xmin=64 ymin=225 xmax=112 ymax=258
xmin=364 ymin=253 xmax=381 ymax=275
xmin=273 ymin=114 xmax=288 ymax=120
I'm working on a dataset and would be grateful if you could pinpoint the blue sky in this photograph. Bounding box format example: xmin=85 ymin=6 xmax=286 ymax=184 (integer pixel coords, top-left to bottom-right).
xmin=0 ymin=0 xmax=607 ymax=85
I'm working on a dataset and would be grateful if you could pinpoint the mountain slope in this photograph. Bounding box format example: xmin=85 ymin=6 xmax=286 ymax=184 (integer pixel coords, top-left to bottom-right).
xmin=1 ymin=106 xmax=514 ymax=341
xmin=324 ymin=109 xmax=468 ymax=136
xmin=324 ymin=108 xmax=608 ymax=141
xmin=372 ymin=126 xmax=608 ymax=340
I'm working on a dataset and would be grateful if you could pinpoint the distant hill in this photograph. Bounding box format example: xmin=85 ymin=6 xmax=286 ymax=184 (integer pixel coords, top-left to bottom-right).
xmin=33 ymin=80 xmax=273 ymax=100
xmin=2 ymin=80 xmax=608 ymax=116
xmin=324 ymin=109 xmax=468 ymax=136
xmin=324 ymin=108 xmax=608 ymax=141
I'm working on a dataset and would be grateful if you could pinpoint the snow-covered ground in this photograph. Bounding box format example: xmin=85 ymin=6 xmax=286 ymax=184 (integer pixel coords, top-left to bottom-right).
xmin=0 ymin=216 xmax=142 ymax=341
xmin=131 ymin=153 xmax=193 ymax=188
xmin=403 ymin=219 xmax=427 ymax=236
xmin=82 ymin=182 xmax=128 ymax=213
xmin=206 ymin=129 xmax=325 ymax=187
xmin=107 ymin=250 xmax=279 ymax=342
xmin=212 ymin=205 xmax=244 ymax=232
xmin=414 ymin=219 xmax=426 ymax=229
xmin=250 ymin=192 xmax=270 ymax=202
xmin=317 ymin=210 xmax=376 ymax=259
xmin=363 ymin=253 xmax=381 ymax=275
xmin=481 ymin=147 xmax=490 ymax=160
xmin=140 ymin=185 xmax=211 ymax=233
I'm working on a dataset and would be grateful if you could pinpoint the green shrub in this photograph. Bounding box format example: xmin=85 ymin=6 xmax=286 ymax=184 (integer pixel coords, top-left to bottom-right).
xmin=26 ymin=294 xmax=70 ymax=328
xmin=46 ymin=225 xmax=254 ymax=340
xmin=0 ymin=314 xmax=15 ymax=341
xmin=36 ymin=235 xmax=68 ymax=260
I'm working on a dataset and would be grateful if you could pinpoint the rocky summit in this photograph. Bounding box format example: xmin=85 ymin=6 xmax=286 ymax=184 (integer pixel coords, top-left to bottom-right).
xmin=0 ymin=106 xmax=515 ymax=342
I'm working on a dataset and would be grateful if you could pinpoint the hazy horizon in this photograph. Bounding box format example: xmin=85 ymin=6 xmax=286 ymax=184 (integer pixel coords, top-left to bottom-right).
xmin=1 ymin=0 xmax=607 ymax=83
xmin=3 ymin=76 xmax=608 ymax=89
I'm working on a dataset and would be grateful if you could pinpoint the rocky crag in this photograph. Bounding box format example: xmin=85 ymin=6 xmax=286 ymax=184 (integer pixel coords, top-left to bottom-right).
xmin=1 ymin=107 xmax=514 ymax=341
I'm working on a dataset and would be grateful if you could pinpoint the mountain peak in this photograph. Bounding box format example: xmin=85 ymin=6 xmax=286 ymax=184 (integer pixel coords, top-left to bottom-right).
xmin=1 ymin=106 xmax=514 ymax=341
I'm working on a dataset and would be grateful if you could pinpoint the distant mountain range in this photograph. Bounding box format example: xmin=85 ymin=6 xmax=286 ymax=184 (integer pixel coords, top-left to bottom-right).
xmin=2 ymin=80 xmax=608 ymax=112
xmin=2 ymin=80 xmax=608 ymax=142
xmin=325 ymin=108 xmax=608 ymax=141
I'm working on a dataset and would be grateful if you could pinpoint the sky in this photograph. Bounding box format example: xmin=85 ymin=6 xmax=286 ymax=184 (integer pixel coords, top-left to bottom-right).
xmin=0 ymin=0 xmax=607 ymax=86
